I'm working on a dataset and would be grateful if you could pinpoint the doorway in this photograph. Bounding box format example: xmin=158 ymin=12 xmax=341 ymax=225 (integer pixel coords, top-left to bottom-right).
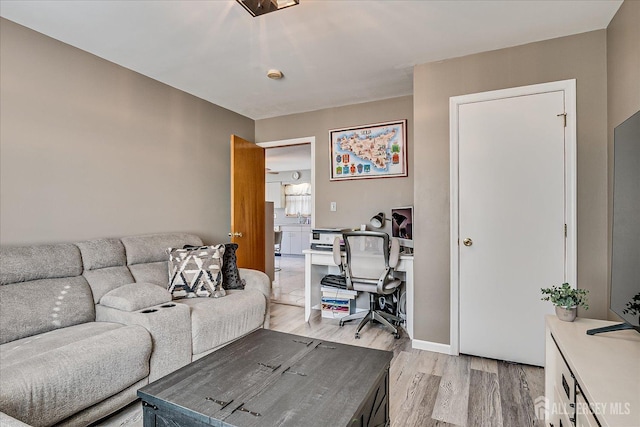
xmin=258 ymin=137 xmax=316 ymax=306
xmin=450 ymin=80 xmax=577 ymax=366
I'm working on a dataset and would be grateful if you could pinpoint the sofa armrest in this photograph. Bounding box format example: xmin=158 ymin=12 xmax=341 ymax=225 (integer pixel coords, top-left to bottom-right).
xmin=96 ymin=302 xmax=191 ymax=382
xmin=0 ymin=412 xmax=31 ymax=426
xmin=239 ymin=268 xmax=270 ymax=299
xmin=239 ymin=268 xmax=271 ymax=329
xmin=99 ymin=282 xmax=171 ymax=312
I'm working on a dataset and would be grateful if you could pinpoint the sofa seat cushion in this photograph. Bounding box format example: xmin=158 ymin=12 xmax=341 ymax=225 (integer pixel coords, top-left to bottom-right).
xmin=0 ymin=322 xmax=152 ymax=427
xmin=177 ymin=289 xmax=267 ymax=356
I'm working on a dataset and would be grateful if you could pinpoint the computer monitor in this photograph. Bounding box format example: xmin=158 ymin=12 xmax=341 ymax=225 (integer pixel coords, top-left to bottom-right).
xmin=391 ymin=206 xmax=413 ymax=251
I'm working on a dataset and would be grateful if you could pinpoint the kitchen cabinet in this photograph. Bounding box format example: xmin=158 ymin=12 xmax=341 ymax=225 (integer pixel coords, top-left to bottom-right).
xmin=278 ymin=225 xmax=311 ymax=255
xmin=280 ymin=231 xmax=293 ymax=254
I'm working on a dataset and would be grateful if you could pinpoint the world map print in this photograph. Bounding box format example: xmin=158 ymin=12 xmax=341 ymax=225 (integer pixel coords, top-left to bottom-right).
xmin=330 ymin=120 xmax=407 ymax=180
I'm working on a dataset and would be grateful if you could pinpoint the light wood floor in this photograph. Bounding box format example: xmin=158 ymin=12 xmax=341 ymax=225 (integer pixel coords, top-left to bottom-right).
xmin=270 ymin=303 xmax=545 ymax=427
xmin=271 ymin=255 xmax=305 ymax=306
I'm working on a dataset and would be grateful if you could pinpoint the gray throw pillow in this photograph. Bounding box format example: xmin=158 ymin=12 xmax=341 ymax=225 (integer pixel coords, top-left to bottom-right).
xmin=167 ymin=245 xmax=225 ymax=298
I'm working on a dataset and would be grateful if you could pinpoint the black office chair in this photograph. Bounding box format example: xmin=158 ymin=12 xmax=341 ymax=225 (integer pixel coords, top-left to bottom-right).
xmin=333 ymin=231 xmax=403 ymax=339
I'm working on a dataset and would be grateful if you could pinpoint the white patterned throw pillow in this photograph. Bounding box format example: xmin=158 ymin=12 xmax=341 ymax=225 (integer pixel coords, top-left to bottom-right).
xmin=167 ymin=245 xmax=226 ymax=298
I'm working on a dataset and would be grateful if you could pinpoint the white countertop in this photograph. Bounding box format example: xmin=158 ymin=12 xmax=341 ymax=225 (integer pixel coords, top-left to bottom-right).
xmin=275 ymin=224 xmax=311 ymax=230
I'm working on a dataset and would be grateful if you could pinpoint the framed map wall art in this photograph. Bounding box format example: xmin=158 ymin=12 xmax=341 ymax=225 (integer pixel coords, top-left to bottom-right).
xmin=329 ymin=119 xmax=407 ymax=181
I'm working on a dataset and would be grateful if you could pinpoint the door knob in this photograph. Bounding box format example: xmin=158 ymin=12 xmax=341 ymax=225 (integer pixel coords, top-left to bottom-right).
xmin=463 ymin=238 xmax=473 ymax=247
xmin=228 ymin=232 xmax=243 ymax=237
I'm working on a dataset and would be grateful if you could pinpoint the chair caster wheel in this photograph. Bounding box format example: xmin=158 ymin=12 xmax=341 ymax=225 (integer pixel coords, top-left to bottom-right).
xmin=394 ymin=333 xmax=401 ymax=339
xmin=355 ymin=333 xmax=360 ymax=339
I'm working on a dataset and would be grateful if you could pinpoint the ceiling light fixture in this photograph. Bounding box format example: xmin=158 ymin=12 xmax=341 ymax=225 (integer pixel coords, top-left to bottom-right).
xmin=267 ymin=69 xmax=284 ymax=80
xmin=236 ymin=0 xmax=299 ymax=17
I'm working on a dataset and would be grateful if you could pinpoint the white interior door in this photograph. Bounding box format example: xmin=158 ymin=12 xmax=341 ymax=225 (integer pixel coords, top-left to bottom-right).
xmin=454 ymin=85 xmax=573 ymax=366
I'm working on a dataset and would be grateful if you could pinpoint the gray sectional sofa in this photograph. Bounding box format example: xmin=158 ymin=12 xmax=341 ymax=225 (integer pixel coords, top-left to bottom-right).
xmin=0 ymin=233 xmax=271 ymax=427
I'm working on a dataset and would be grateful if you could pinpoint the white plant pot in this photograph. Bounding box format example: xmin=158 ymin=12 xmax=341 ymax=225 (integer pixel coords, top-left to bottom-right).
xmin=555 ymin=305 xmax=577 ymax=322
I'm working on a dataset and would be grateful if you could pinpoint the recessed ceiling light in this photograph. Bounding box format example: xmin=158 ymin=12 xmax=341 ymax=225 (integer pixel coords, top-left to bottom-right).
xmin=267 ymin=69 xmax=284 ymax=80
xmin=236 ymin=0 xmax=299 ymax=17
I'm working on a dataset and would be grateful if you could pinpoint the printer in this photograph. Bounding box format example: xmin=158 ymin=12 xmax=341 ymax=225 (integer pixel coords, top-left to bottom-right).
xmin=310 ymin=228 xmax=350 ymax=251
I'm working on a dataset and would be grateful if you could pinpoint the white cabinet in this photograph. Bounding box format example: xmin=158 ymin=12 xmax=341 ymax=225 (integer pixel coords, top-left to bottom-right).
xmin=290 ymin=233 xmax=303 ymax=254
xmin=575 ymin=393 xmax=599 ymax=427
xmin=545 ymin=317 xmax=640 ymax=427
xmin=278 ymin=226 xmax=310 ymax=255
xmin=266 ymin=182 xmax=284 ymax=208
xmin=280 ymin=230 xmax=293 ymax=254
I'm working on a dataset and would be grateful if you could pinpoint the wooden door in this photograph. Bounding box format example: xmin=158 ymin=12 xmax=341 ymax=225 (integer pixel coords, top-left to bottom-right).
xmin=455 ymin=87 xmax=571 ymax=366
xmin=231 ymin=135 xmax=265 ymax=272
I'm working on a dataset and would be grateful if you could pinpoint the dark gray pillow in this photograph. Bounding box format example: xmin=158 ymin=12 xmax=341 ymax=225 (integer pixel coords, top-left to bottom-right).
xmin=222 ymin=243 xmax=245 ymax=290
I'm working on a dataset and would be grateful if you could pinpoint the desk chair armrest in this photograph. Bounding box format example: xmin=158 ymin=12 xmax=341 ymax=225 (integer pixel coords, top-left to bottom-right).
xmin=389 ymin=237 xmax=400 ymax=268
xmin=376 ymin=268 xmax=398 ymax=294
xmin=333 ymin=236 xmax=343 ymax=268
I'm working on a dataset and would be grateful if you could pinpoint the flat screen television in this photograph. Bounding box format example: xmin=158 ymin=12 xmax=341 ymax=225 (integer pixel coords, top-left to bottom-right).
xmin=391 ymin=206 xmax=413 ymax=252
xmin=588 ymin=110 xmax=640 ymax=335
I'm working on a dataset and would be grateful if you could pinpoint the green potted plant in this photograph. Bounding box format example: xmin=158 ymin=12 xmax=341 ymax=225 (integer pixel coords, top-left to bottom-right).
xmin=541 ymin=283 xmax=589 ymax=322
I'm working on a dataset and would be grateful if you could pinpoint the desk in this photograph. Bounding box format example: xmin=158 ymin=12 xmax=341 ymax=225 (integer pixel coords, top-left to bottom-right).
xmin=303 ymin=249 xmax=414 ymax=339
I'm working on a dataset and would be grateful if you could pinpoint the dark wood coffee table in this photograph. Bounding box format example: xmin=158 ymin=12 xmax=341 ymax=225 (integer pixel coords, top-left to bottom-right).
xmin=137 ymin=329 xmax=393 ymax=427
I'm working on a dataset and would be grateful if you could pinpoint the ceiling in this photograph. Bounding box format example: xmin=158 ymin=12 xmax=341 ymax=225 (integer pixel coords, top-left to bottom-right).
xmin=0 ymin=0 xmax=622 ymax=120
xmin=265 ymin=144 xmax=311 ymax=172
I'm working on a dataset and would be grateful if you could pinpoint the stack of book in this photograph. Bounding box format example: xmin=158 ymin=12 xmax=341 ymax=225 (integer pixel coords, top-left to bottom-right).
xmin=321 ymin=286 xmax=356 ymax=319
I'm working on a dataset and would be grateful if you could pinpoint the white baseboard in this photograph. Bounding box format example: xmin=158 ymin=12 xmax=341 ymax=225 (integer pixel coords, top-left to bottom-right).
xmin=411 ymin=339 xmax=453 ymax=355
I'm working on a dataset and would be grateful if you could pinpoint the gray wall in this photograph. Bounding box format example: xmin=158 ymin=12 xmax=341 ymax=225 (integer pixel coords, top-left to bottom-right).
xmin=606 ymin=0 xmax=640 ymax=320
xmin=413 ymin=30 xmax=608 ymax=344
xmin=256 ymin=96 xmax=414 ymax=234
xmin=0 ymin=18 xmax=254 ymax=245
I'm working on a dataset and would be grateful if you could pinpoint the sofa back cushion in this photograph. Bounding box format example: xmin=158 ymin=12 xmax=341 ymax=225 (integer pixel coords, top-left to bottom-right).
xmin=121 ymin=233 xmax=203 ymax=286
xmin=0 ymin=243 xmax=82 ymax=285
xmin=77 ymin=238 xmax=135 ymax=303
xmin=0 ymin=244 xmax=94 ymax=344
